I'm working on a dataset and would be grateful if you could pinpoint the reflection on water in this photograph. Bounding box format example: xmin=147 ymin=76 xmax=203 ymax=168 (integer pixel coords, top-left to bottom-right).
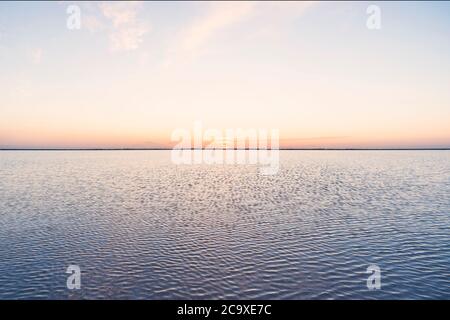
xmin=0 ymin=151 xmax=449 ymax=299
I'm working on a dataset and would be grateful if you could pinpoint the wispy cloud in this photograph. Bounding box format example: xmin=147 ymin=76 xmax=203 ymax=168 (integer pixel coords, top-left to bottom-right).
xmin=99 ymin=1 xmax=141 ymax=28
xmin=83 ymin=14 xmax=104 ymax=33
xmin=165 ymin=2 xmax=255 ymax=66
xmin=98 ymin=1 xmax=149 ymax=52
xmin=71 ymin=1 xmax=149 ymax=52
xmin=65 ymin=2 xmax=316 ymax=56
xmin=165 ymin=1 xmax=317 ymax=66
xmin=108 ymin=23 xmax=149 ymax=52
xmin=179 ymin=2 xmax=255 ymax=56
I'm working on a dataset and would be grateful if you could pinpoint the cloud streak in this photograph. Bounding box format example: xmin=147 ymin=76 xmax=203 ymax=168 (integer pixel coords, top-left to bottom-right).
xmin=179 ymin=2 xmax=256 ymax=56
xmin=97 ymin=1 xmax=149 ymax=52
xmin=165 ymin=1 xmax=317 ymax=66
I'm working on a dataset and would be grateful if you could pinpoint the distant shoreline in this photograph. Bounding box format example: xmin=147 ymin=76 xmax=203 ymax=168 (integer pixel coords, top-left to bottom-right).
xmin=1 ymin=148 xmax=449 ymax=151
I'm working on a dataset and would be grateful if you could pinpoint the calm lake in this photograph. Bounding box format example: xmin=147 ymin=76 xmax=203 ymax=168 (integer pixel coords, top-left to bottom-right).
xmin=0 ymin=150 xmax=449 ymax=299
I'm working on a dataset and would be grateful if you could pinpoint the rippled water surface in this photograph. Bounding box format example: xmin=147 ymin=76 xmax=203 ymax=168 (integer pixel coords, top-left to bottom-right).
xmin=0 ymin=151 xmax=449 ymax=299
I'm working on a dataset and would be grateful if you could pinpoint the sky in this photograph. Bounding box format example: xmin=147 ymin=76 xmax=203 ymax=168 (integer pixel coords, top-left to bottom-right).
xmin=0 ymin=1 xmax=450 ymax=149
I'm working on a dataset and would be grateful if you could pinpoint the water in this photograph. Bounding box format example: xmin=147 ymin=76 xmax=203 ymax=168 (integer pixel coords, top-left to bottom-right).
xmin=0 ymin=150 xmax=449 ymax=299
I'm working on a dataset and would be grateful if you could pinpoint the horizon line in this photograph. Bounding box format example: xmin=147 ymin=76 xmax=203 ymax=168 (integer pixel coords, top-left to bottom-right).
xmin=1 ymin=148 xmax=450 ymax=151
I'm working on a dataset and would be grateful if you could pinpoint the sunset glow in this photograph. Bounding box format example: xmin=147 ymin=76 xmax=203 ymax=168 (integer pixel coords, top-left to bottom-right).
xmin=1 ymin=1 xmax=450 ymax=149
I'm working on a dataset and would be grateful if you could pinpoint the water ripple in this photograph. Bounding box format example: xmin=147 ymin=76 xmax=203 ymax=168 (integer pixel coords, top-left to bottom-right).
xmin=0 ymin=150 xmax=449 ymax=299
